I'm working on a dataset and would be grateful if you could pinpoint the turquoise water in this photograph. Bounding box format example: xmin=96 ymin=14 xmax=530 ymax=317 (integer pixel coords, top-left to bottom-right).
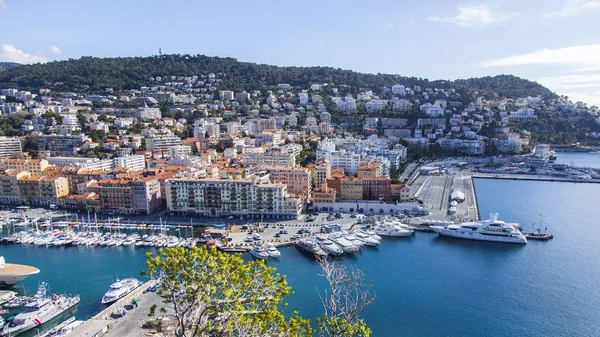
xmin=3 ymin=177 xmax=600 ymax=336
xmin=555 ymin=151 xmax=600 ymax=168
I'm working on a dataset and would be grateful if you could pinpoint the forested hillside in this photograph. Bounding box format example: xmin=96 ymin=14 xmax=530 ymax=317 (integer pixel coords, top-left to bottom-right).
xmin=0 ymin=54 xmax=555 ymax=99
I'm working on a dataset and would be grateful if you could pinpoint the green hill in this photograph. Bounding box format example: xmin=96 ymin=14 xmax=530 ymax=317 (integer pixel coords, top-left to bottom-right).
xmin=0 ymin=54 xmax=555 ymax=99
xmin=0 ymin=62 xmax=20 ymax=71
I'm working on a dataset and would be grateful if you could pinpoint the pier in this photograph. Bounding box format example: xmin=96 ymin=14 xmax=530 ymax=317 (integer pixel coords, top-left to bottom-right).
xmin=472 ymin=172 xmax=600 ymax=184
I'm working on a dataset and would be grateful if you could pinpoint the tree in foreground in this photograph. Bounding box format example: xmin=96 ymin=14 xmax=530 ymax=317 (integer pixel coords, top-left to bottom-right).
xmin=144 ymin=246 xmax=373 ymax=337
xmin=316 ymin=257 xmax=374 ymax=337
xmin=144 ymin=246 xmax=312 ymax=337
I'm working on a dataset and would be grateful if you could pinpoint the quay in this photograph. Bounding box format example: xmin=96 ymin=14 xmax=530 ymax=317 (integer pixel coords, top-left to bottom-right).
xmin=69 ymin=280 xmax=159 ymax=337
xmin=472 ymin=172 xmax=600 ymax=184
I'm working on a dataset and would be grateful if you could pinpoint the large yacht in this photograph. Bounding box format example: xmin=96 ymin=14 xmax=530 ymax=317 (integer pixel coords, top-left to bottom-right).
xmin=101 ymin=278 xmax=142 ymax=305
xmin=295 ymin=238 xmax=328 ymax=257
xmin=1 ymin=283 xmax=80 ymax=337
xmin=430 ymin=213 xmax=527 ymax=244
xmin=0 ymin=257 xmax=40 ymax=290
xmin=314 ymin=235 xmax=344 ymax=256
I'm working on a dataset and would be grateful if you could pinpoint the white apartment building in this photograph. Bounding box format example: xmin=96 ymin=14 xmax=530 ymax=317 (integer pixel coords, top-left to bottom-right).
xmin=243 ymin=152 xmax=296 ymax=167
xmin=0 ymin=136 xmax=23 ymax=159
xmin=316 ymin=150 xmax=361 ymax=175
xmin=165 ymin=177 xmax=302 ymax=219
xmin=112 ymin=155 xmax=146 ymax=170
xmin=145 ymin=134 xmax=183 ymax=152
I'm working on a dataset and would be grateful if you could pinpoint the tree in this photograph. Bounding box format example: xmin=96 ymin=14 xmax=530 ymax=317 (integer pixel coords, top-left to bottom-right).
xmin=144 ymin=246 xmax=313 ymax=337
xmin=316 ymin=257 xmax=374 ymax=337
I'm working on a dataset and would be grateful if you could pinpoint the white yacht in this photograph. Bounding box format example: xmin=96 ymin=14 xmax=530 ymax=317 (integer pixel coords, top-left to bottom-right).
xmin=295 ymin=238 xmax=328 ymax=257
xmin=328 ymin=234 xmax=360 ymax=254
xmin=352 ymin=232 xmax=380 ymax=246
xmin=430 ymin=213 xmax=527 ymax=244
xmin=314 ymin=235 xmax=344 ymax=256
xmin=249 ymin=246 xmax=269 ymax=259
xmin=0 ymin=257 xmax=40 ymax=290
xmin=1 ymin=283 xmax=80 ymax=337
xmin=101 ymin=278 xmax=142 ymax=305
xmin=374 ymin=224 xmax=414 ymax=237
xmin=265 ymin=245 xmax=281 ymax=258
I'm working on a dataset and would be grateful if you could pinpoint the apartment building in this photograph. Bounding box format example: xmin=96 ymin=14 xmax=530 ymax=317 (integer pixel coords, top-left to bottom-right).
xmin=17 ymin=175 xmax=70 ymax=206
xmin=166 ymin=177 xmax=302 ymax=219
xmin=145 ymin=134 xmax=183 ymax=152
xmin=0 ymin=136 xmax=23 ymax=158
xmin=242 ymin=152 xmax=296 ymax=168
xmin=265 ymin=166 xmax=312 ymax=197
xmin=0 ymin=170 xmax=29 ymax=204
xmin=0 ymin=159 xmax=49 ymax=175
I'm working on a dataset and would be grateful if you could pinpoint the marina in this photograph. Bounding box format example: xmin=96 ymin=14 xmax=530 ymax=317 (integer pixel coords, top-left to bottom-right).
xmin=7 ymin=155 xmax=600 ymax=336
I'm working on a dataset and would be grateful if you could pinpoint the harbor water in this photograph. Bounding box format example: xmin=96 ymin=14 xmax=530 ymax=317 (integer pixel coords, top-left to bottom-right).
xmin=3 ymin=156 xmax=600 ymax=336
xmin=555 ymin=151 xmax=600 ymax=168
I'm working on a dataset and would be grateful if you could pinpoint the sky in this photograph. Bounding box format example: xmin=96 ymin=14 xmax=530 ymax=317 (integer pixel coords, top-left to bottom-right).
xmin=0 ymin=0 xmax=599 ymax=106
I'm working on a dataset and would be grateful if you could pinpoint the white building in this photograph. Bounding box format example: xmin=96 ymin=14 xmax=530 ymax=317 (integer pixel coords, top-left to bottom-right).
xmin=420 ymin=103 xmax=445 ymax=117
xmin=0 ymin=136 xmax=23 ymax=159
xmin=391 ymin=84 xmax=406 ymax=95
xmin=112 ymin=155 xmax=146 ymax=170
xmin=145 ymin=134 xmax=183 ymax=152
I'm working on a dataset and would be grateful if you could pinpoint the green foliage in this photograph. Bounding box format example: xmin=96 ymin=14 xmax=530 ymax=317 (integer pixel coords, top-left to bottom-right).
xmin=144 ymin=246 xmax=313 ymax=337
xmin=0 ymin=55 xmax=556 ymax=99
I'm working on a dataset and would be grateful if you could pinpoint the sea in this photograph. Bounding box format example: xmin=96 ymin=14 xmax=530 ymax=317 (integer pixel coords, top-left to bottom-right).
xmin=3 ymin=153 xmax=600 ymax=337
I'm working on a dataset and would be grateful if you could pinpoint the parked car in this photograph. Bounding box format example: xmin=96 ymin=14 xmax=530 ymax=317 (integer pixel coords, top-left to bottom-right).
xmin=327 ymin=216 xmax=335 ymax=221
xmin=335 ymin=213 xmax=342 ymax=219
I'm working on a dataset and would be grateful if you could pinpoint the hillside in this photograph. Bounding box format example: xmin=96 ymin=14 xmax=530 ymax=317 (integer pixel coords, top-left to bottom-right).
xmin=0 ymin=54 xmax=556 ymax=99
xmin=0 ymin=62 xmax=20 ymax=71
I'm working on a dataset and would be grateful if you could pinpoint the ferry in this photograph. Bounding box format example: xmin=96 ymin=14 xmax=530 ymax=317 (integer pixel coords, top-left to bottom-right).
xmin=0 ymin=257 xmax=40 ymax=290
xmin=430 ymin=213 xmax=527 ymax=244
xmin=1 ymin=283 xmax=80 ymax=337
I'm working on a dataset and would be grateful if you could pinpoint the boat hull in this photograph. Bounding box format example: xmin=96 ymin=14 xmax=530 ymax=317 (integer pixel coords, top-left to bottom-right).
xmin=436 ymin=230 xmax=527 ymax=244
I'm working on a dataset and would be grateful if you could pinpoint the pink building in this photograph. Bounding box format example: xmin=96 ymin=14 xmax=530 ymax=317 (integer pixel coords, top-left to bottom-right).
xmin=265 ymin=166 xmax=312 ymax=198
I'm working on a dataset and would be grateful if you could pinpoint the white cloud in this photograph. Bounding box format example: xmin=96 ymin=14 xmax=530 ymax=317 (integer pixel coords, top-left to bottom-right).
xmin=0 ymin=0 xmax=5 ymax=9
xmin=543 ymin=0 xmax=600 ymax=18
xmin=0 ymin=44 xmax=61 ymax=64
xmin=480 ymin=44 xmax=600 ymax=68
xmin=428 ymin=5 xmax=518 ymax=27
xmin=481 ymin=44 xmax=600 ymax=106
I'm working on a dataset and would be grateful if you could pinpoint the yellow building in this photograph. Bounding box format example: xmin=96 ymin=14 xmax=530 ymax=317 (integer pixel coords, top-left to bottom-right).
xmin=391 ymin=184 xmax=411 ymax=202
xmin=17 ymin=175 xmax=70 ymax=206
xmin=0 ymin=170 xmax=30 ymax=204
xmin=0 ymin=159 xmax=49 ymax=175
xmin=340 ymin=178 xmax=363 ymax=200
xmin=312 ymin=187 xmax=337 ymax=204
xmin=357 ymin=162 xmax=378 ymax=179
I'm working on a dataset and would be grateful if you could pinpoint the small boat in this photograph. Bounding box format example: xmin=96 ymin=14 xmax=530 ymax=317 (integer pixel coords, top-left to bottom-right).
xmin=266 ymin=245 xmax=281 ymax=258
xmin=374 ymin=224 xmax=414 ymax=237
xmin=249 ymin=246 xmax=269 ymax=259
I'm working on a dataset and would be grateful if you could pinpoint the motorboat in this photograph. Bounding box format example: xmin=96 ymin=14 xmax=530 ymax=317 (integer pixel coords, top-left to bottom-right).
xmin=314 ymin=235 xmax=344 ymax=256
xmin=374 ymin=224 xmax=414 ymax=237
xmin=1 ymin=282 xmax=80 ymax=337
xmin=295 ymin=238 xmax=328 ymax=257
xmin=265 ymin=245 xmax=281 ymax=258
xmin=249 ymin=246 xmax=269 ymax=259
xmin=352 ymin=231 xmax=380 ymax=246
xmin=101 ymin=278 xmax=142 ymax=305
xmin=430 ymin=213 xmax=527 ymax=244
xmin=328 ymin=234 xmax=360 ymax=253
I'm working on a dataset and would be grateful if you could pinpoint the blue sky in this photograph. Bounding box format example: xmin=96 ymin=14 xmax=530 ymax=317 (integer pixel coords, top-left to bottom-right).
xmin=1 ymin=0 xmax=599 ymax=105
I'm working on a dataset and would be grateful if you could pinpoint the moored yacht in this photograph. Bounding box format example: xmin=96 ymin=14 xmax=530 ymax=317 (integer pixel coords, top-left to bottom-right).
xmin=0 ymin=257 xmax=40 ymax=290
xmin=295 ymin=238 xmax=328 ymax=257
xmin=249 ymin=246 xmax=269 ymax=259
xmin=101 ymin=278 xmax=142 ymax=305
xmin=314 ymin=235 xmax=344 ymax=256
xmin=430 ymin=213 xmax=527 ymax=244
xmin=328 ymin=233 xmax=361 ymax=253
